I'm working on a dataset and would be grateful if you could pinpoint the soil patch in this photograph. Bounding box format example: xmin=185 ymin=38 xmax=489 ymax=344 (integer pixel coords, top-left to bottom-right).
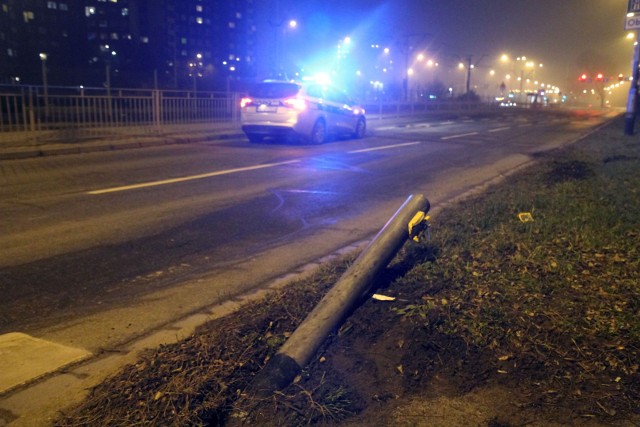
xmin=56 ymin=118 xmax=640 ymax=426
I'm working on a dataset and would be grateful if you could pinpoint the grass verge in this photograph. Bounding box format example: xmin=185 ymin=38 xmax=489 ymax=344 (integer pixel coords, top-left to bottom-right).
xmin=56 ymin=117 xmax=640 ymax=426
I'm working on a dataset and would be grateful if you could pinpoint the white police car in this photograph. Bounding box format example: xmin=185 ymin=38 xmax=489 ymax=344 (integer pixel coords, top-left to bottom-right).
xmin=240 ymin=81 xmax=366 ymax=144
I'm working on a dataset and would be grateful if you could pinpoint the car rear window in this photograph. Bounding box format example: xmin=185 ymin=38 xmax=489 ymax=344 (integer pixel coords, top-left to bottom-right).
xmin=249 ymin=82 xmax=301 ymax=98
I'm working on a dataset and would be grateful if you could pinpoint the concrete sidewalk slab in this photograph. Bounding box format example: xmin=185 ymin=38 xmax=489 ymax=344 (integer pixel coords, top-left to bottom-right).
xmin=0 ymin=333 xmax=91 ymax=394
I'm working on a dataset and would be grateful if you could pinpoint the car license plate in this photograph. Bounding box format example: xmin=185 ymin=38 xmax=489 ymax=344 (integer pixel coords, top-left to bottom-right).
xmin=257 ymin=104 xmax=277 ymax=113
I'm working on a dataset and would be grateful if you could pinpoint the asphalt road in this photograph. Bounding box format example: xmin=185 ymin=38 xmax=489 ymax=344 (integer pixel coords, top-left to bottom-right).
xmin=0 ymin=109 xmax=612 ymax=353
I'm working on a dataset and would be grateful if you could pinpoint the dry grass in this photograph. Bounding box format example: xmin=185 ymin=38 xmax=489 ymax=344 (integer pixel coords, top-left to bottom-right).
xmin=56 ymin=117 xmax=640 ymax=426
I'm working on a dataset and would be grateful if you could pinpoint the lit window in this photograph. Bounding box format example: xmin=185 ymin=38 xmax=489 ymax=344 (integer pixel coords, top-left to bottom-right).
xmin=121 ymin=8 xmax=128 ymax=16
xmin=110 ymin=33 xmax=118 ymax=40
xmin=2 ymin=5 xmax=8 ymax=12
xmin=196 ymin=5 xmax=203 ymax=12
xmin=181 ymin=37 xmax=187 ymax=44
xmin=59 ymin=3 xmax=68 ymax=11
xmin=140 ymin=36 xmax=149 ymax=43
xmin=236 ymin=12 xmax=242 ymax=19
xmin=7 ymin=48 xmax=14 ymax=56
xmin=109 ymin=0 xmax=118 ymax=3
xmin=196 ymin=17 xmax=203 ymax=24
xmin=228 ymin=21 xmax=236 ymax=29
xmin=47 ymin=2 xmax=57 ymax=10
xmin=85 ymin=6 xmax=96 ymax=16
xmin=23 ymin=11 xmax=35 ymax=22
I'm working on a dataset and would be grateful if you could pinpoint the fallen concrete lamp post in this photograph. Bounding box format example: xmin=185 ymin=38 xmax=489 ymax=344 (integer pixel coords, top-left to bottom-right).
xmin=248 ymin=194 xmax=430 ymax=397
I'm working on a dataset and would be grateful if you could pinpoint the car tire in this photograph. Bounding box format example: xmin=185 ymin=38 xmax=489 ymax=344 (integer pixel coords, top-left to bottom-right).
xmin=247 ymin=134 xmax=263 ymax=143
xmin=309 ymin=119 xmax=326 ymax=144
xmin=353 ymin=117 xmax=366 ymax=139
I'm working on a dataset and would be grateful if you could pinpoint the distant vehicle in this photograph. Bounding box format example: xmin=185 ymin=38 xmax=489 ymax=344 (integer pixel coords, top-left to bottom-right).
xmin=240 ymin=81 xmax=366 ymax=144
xmin=495 ymin=94 xmax=517 ymax=107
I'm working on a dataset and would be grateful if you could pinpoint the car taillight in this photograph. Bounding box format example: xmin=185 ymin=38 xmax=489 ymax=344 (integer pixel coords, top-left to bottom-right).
xmin=240 ymin=97 xmax=253 ymax=108
xmin=283 ymin=97 xmax=307 ymax=111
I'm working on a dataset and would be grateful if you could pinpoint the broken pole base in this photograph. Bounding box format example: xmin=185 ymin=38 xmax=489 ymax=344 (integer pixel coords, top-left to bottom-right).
xmin=246 ymin=353 xmax=302 ymax=398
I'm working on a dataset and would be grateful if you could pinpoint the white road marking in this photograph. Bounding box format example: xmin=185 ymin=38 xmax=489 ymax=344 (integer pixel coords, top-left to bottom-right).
xmin=87 ymin=160 xmax=301 ymax=195
xmin=441 ymin=132 xmax=478 ymax=140
xmin=348 ymin=141 xmax=422 ymax=153
xmin=88 ymin=120 xmax=530 ymax=195
xmin=488 ymin=126 xmax=511 ymax=133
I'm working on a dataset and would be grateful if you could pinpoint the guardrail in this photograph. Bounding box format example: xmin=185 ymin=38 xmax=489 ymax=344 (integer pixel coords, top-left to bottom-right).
xmin=0 ymin=86 xmax=241 ymax=144
xmin=363 ymin=99 xmax=491 ymax=118
xmin=0 ymin=85 xmax=495 ymax=145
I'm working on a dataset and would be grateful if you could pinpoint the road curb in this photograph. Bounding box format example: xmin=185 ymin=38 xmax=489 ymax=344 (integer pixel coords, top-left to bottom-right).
xmin=0 ymin=131 xmax=244 ymax=160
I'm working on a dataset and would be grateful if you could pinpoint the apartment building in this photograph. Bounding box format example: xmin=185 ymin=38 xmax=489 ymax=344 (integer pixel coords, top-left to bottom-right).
xmin=0 ymin=0 xmax=257 ymax=89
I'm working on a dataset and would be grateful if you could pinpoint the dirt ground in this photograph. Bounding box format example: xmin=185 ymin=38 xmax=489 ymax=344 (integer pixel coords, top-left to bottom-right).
xmin=56 ymin=118 xmax=640 ymax=426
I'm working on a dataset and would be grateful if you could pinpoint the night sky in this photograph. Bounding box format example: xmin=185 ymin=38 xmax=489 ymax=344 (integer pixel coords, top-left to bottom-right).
xmin=278 ymin=0 xmax=634 ymax=92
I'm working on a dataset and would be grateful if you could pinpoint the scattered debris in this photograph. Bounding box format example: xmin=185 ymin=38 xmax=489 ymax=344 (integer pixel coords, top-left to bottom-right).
xmin=372 ymin=294 xmax=396 ymax=301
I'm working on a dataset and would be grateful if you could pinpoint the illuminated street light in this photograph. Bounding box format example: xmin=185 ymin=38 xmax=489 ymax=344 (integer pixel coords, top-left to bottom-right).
xmin=39 ymin=53 xmax=49 ymax=118
xmin=189 ymin=52 xmax=203 ymax=92
xmin=270 ymin=0 xmax=299 ymax=78
xmin=501 ymin=54 xmax=545 ymax=102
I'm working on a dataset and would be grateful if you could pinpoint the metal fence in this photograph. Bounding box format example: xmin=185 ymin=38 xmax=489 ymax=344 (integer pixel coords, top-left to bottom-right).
xmin=0 ymin=84 xmax=500 ymax=145
xmin=0 ymin=85 xmax=241 ymax=144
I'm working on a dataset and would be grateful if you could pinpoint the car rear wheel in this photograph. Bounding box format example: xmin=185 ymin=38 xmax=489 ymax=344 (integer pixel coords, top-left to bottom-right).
xmin=353 ymin=117 xmax=366 ymax=139
xmin=309 ymin=120 xmax=327 ymax=144
xmin=246 ymin=134 xmax=263 ymax=143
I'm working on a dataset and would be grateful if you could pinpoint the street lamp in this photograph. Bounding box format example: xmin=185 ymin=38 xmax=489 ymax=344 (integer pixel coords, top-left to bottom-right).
xmin=270 ymin=0 xmax=299 ymax=78
xmin=99 ymin=44 xmax=117 ymax=96
xmin=189 ymin=53 xmax=203 ymax=93
xmin=500 ymin=54 xmax=543 ymax=102
xmin=39 ymin=53 xmax=49 ymax=118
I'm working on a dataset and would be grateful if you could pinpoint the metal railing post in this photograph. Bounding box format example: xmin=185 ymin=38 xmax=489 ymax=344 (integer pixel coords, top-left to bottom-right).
xmin=153 ymin=90 xmax=162 ymax=133
xmin=28 ymin=87 xmax=36 ymax=132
